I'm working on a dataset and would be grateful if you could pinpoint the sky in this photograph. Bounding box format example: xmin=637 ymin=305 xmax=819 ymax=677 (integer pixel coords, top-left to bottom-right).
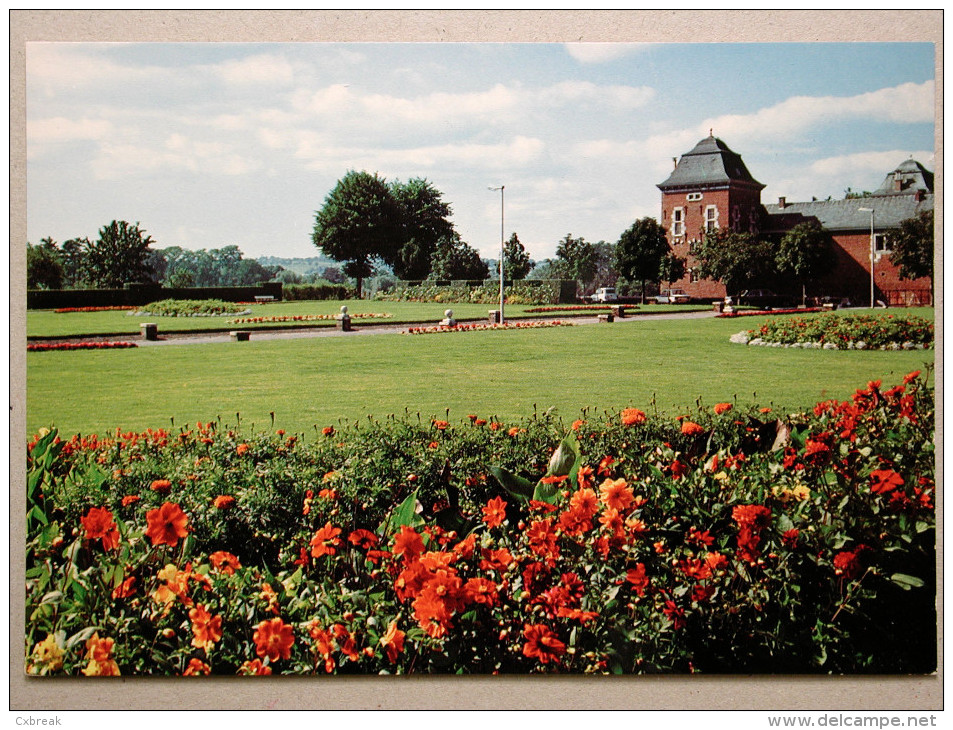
xmin=25 ymin=42 xmax=936 ymax=264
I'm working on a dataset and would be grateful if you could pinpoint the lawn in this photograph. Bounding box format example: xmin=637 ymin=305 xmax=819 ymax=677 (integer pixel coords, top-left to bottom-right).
xmin=24 ymin=309 xmax=934 ymax=437
xmin=26 ymin=299 xmax=711 ymax=338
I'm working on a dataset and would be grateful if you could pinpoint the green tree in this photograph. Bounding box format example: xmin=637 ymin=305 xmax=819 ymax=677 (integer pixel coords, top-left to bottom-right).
xmin=775 ymin=220 xmax=836 ymax=303
xmin=390 ymin=178 xmax=455 ymax=280
xmin=80 ymin=220 xmax=158 ymax=288
xmin=59 ymin=237 xmax=88 ymax=287
xmin=503 ymin=233 xmax=533 ymax=280
xmin=888 ymin=209 xmax=934 ymax=286
xmin=27 ymin=242 xmax=64 ymax=289
xmin=312 ymin=170 xmax=402 ymax=297
xmin=615 ymin=218 xmax=682 ymax=303
xmin=694 ymin=228 xmax=776 ymax=296
xmin=555 ymin=233 xmax=597 ymax=289
xmin=428 ymin=233 xmax=490 ymax=281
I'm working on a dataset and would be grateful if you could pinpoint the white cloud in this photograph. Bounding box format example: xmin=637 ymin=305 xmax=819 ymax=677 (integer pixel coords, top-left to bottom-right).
xmin=213 ymin=53 xmax=297 ymax=86
xmin=27 ymin=116 xmax=113 ymax=143
xmin=545 ymin=81 xmax=655 ymax=109
xmin=90 ymin=134 xmax=259 ymax=180
xmin=809 ymin=149 xmax=935 ymax=177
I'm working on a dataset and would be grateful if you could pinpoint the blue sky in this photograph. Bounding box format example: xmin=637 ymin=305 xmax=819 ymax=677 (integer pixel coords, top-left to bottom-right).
xmin=26 ymin=42 xmax=935 ymax=263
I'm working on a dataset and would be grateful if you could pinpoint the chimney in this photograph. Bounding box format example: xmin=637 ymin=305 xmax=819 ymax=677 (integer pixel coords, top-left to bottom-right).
xmin=915 ymin=189 xmax=924 ymax=202
xmin=894 ymin=177 xmax=903 ymax=192
xmin=778 ymin=196 xmax=786 ymax=209
xmin=672 ymin=157 xmax=678 ymax=170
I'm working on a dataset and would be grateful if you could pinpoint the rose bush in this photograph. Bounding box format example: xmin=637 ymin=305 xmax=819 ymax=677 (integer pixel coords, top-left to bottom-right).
xmin=25 ymin=371 xmax=935 ymax=675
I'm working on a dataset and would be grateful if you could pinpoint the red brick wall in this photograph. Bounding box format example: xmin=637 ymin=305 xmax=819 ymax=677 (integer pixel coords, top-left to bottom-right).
xmin=821 ymin=232 xmax=933 ymax=306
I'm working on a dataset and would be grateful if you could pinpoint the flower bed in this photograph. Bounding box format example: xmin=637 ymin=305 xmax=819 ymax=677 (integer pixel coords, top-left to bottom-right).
xmin=524 ymin=305 xmax=618 ymax=313
xmin=731 ymin=313 xmax=934 ymax=350
xmin=226 ymin=313 xmax=393 ymax=324
xmin=54 ymin=306 xmax=137 ymax=314
xmin=718 ymin=308 xmax=824 ymax=318
xmin=27 ymin=341 xmax=138 ymax=352
xmin=404 ymin=321 xmax=573 ymax=335
xmin=133 ymin=299 xmax=251 ymax=317
xmin=25 ymin=372 xmax=935 ymax=676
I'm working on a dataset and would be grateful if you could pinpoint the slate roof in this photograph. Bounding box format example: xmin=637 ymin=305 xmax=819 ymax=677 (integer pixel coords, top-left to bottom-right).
xmin=763 ymin=193 xmax=933 ymax=233
xmin=658 ymin=136 xmax=765 ymax=191
xmin=871 ymin=159 xmax=934 ymax=196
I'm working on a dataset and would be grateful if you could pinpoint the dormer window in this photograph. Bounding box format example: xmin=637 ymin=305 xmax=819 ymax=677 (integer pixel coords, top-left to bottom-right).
xmin=672 ymin=207 xmax=685 ymax=237
xmin=687 ymin=193 xmax=703 ymax=201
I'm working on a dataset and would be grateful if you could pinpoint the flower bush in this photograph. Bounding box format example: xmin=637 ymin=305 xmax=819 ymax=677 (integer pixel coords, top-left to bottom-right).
xmin=27 ymin=341 xmax=139 ymax=352
xmin=134 ymin=300 xmax=251 ymax=317
xmin=25 ymin=371 xmax=935 ymax=676
xmin=404 ymin=321 xmax=573 ymax=335
xmin=718 ymin=308 xmax=824 ymax=318
xmin=55 ymin=307 xmax=137 ymax=314
xmin=733 ymin=313 xmax=934 ymax=350
xmin=226 ymin=313 xmax=393 ymax=324
xmin=376 ymin=281 xmax=563 ymax=306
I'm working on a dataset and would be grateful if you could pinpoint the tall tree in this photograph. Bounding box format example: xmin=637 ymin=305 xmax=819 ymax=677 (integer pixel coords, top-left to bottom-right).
xmin=428 ymin=233 xmax=490 ymax=281
xmin=503 ymin=232 xmax=533 ymax=280
xmin=555 ymin=233 xmax=597 ymax=288
xmin=775 ymin=220 xmax=836 ymax=303
xmin=614 ymin=218 xmax=680 ymax=303
xmin=80 ymin=220 xmax=157 ymax=288
xmin=312 ymin=170 xmax=402 ymax=297
xmin=59 ymin=237 xmax=88 ymax=287
xmin=888 ymin=209 xmax=934 ymax=285
xmin=27 ymin=242 xmax=64 ymax=289
xmin=390 ymin=177 xmax=455 ymax=280
xmin=694 ymin=228 xmax=776 ymax=296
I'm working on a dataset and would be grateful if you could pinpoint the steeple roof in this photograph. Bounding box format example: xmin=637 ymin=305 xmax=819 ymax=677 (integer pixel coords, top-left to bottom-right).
xmin=657 ymin=135 xmax=765 ymax=191
xmin=871 ymin=159 xmax=934 ymax=196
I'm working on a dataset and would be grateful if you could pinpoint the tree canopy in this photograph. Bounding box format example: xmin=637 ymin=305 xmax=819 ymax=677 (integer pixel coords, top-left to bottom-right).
xmin=26 ymin=241 xmax=64 ymax=290
xmin=312 ymin=170 xmax=402 ymax=296
xmin=503 ymin=233 xmax=533 ymax=280
xmin=694 ymin=228 xmax=776 ymax=295
xmin=428 ymin=233 xmax=489 ymax=281
xmin=79 ymin=220 xmax=158 ymax=288
xmin=555 ymin=233 xmax=597 ymax=287
xmin=390 ymin=177 xmax=455 ymax=280
xmin=615 ymin=218 xmax=683 ymax=301
xmin=775 ymin=220 xmax=836 ymax=299
xmin=888 ymin=209 xmax=934 ymax=284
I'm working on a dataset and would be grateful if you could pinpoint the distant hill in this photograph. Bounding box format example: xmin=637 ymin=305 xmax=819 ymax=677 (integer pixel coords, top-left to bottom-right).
xmin=257 ymin=256 xmax=338 ymax=275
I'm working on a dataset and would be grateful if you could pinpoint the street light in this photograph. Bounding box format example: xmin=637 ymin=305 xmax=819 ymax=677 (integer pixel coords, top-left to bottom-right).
xmin=488 ymin=185 xmax=505 ymax=324
xmin=858 ymin=207 xmax=875 ymax=308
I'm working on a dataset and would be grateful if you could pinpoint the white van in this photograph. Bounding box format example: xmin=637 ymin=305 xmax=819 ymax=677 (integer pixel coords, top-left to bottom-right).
xmin=590 ymin=287 xmax=618 ymax=302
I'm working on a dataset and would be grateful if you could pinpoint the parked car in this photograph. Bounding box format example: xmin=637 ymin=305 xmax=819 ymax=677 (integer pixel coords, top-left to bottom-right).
xmin=590 ymin=287 xmax=618 ymax=303
xmin=653 ymin=288 xmax=691 ymax=304
xmin=737 ymin=289 xmax=795 ymax=309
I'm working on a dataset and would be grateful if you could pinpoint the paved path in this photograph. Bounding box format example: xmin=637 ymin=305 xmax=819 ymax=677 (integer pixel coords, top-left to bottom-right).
xmin=129 ymin=309 xmax=719 ymax=347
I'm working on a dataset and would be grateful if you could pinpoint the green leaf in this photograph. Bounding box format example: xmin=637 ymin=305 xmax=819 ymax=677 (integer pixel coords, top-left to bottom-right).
xmin=532 ymin=478 xmax=562 ymax=505
xmin=39 ymin=590 xmax=64 ymax=606
xmin=489 ymin=467 xmax=535 ymax=503
xmin=66 ymin=626 xmax=100 ymax=650
xmin=546 ymin=434 xmax=581 ymax=478
xmin=889 ymin=573 xmax=925 ymax=590
xmin=387 ymin=488 xmax=423 ymax=532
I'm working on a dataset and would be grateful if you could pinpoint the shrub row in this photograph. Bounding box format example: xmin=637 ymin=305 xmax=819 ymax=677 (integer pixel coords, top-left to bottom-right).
xmin=375 ymin=281 xmax=570 ymax=306
xmin=282 ymin=283 xmax=356 ymax=301
xmin=25 ymin=371 xmax=935 ymax=676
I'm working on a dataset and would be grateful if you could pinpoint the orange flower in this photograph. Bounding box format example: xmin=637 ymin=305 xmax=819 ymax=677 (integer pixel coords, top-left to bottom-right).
xmin=322 ymin=426 xmax=335 ymax=437
xmin=571 ymin=419 xmax=585 ymax=431
xmin=189 ymin=604 xmax=223 ymax=651
xmin=392 ymin=525 xmax=425 ymax=562
xmin=81 ymin=633 xmax=120 ymax=677
xmin=253 ymin=617 xmax=295 ymax=662
xmin=569 ymin=488 xmax=599 ymax=520
xmin=80 ymin=506 xmax=120 ymax=551
xmin=621 ymin=408 xmax=646 ymax=426
xmin=238 ymin=659 xmax=272 ymax=676
xmin=508 ymin=427 xmax=522 ymax=437
xmin=903 ymin=370 xmax=921 ymax=385
xmin=210 ymin=550 xmax=242 ymax=575
xmin=521 ymin=623 xmax=566 ymax=664
xmin=713 ymin=402 xmax=733 ymax=414
xmin=489 ymin=422 xmax=502 ymax=431
xmin=150 ymin=479 xmax=172 ymax=494
xmin=433 ymin=420 xmax=449 ymax=430
xmin=482 ymin=496 xmax=508 ymax=529
xmin=310 ymin=522 xmax=343 ymax=558
xmin=120 ymin=495 xmax=140 ymax=507
xmin=183 ymin=658 xmax=211 ymax=676
xmin=111 ymin=576 xmax=136 ymax=599
xmin=625 ymin=563 xmax=649 ymax=596
xmin=599 ymin=478 xmax=634 ymax=512
xmin=213 ymin=495 xmax=236 ymax=510
xmin=379 ymin=620 xmax=405 ymax=664
xmin=348 ymin=529 xmax=379 ymax=549
xmin=236 ymin=443 xmax=250 ymax=456
xmin=144 ymin=502 xmax=190 ymax=547
xmin=681 ymin=420 xmax=705 ymax=436
xmin=869 ymin=469 xmax=904 ymax=495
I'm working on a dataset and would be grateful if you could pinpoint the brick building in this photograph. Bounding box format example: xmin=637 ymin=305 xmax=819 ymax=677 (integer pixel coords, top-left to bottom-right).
xmin=657 ymin=135 xmax=934 ymax=306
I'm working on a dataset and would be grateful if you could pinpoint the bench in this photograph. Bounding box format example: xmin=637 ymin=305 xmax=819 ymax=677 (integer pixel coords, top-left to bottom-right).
xmin=598 ymin=313 xmax=614 ymax=323
xmin=230 ymin=330 xmax=251 ymax=342
xmin=254 ymin=296 xmax=275 ymax=303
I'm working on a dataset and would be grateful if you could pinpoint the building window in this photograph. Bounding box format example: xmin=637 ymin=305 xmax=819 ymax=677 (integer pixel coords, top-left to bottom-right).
xmin=688 ymin=239 xmax=700 ymax=254
xmin=687 ymin=192 xmax=703 ymax=201
xmin=874 ymin=233 xmax=890 ymax=254
xmin=689 ymin=268 xmax=700 ymax=283
xmin=705 ymin=205 xmax=719 ymax=232
xmin=672 ymin=207 xmax=685 ymax=237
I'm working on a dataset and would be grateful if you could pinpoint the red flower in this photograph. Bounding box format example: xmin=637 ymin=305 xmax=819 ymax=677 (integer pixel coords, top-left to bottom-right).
xmin=713 ymin=402 xmax=733 ymax=415
xmin=322 ymin=426 xmax=335 ymax=437
xmin=662 ymin=600 xmax=687 ymax=630
xmin=238 ymin=659 xmax=272 ymax=676
xmin=482 ymin=496 xmax=507 ymax=529
xmin=681 ymin=420 xmax=705 ymax=436
xmin=310 ymin=522 xmax=343 ymax=558
xmin=348 ymin=529 xmax=379 ymax=549
xmin=213 ymin=495 xmax=235 ymax=510
xmin=150 ymin=479 xmax=172 ymax=494
xmin=210 ymin=550 xmax=242 ymax=575
xmin=833 ymin=547 xmax=869 ymax=581
xmin=669 ymin=459 xmax=688 ymax=480
xmin=621 ymin=408 xmax=646 ymax=426
xmin=121 ymin=495 xmax=140 ymax=507
xmin=380 ymin=620 xmax=405 ymax=664
xmin=521 ymin=624 xmax=566 ymax=664
xmin=433 ymin=420 xmax=449 ymax=430
xmin=144 ymin=502 xmax=190 ymax=547
xmin=80 ymin=506 xmax=120 ymax=551
xmin=869 ymin=469 xmax=904 ymax=495
xmin=236 ymin=443 xmax=250 ymax=456
xmin=625 ymin=563 xmax=649 ymax=596
xmin=392 ymin=525 xmax=425 ymax=562
xmin=253 ymin=618 xmax=295 ymax=662
xmin=183 ymin=658 xmax=210 ymax=676
xmin=782 ymin=529 xmax=800 ymax=549
xmin=903 ymin=370 xmax=921 ymax=385
xmin=599 ymin=478 xmax=634 ymax=512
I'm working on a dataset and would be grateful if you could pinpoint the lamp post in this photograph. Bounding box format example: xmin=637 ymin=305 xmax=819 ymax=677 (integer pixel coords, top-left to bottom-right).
xmin=858 ymin=207 xmax=875 ymax=308
xmin=488 ymin=185 xmax=505 ymax=324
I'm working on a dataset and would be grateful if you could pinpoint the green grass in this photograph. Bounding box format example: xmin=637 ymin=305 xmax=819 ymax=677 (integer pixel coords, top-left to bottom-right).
xmin=24 ymin=310 xmax=934 ymax=438
xmin=26 ymin=299 xmax=712 ymax=338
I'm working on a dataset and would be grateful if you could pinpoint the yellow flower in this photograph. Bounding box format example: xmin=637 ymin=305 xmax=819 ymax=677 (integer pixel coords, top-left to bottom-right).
xmin=27 ymin=634 xmax=64 ymax=675
xmin=792 ymin=484 xmax=812 ymax=501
